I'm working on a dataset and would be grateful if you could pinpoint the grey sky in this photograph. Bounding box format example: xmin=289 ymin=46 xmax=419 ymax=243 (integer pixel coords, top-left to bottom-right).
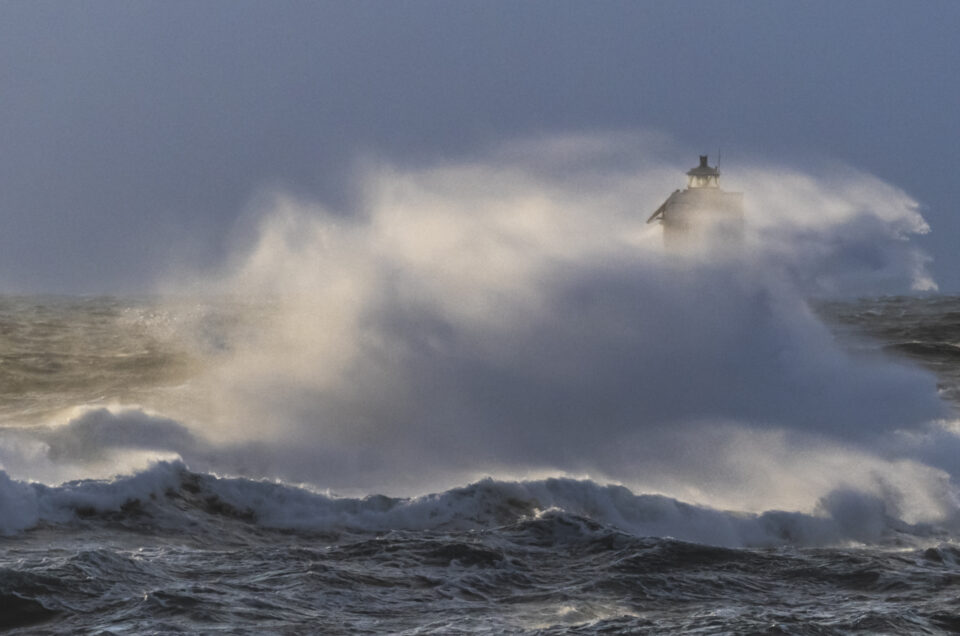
xmin=1 ymin=1 xmax=957 ymax=292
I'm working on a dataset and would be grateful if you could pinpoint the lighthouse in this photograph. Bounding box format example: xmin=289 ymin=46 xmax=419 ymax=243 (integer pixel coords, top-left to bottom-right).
xmin=647 ymin=155 xmax=744 ymax=248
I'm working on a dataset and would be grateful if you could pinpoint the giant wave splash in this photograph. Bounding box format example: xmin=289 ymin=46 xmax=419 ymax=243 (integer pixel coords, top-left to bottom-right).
xmin=0 ymin=134 xmax=956 ymax=548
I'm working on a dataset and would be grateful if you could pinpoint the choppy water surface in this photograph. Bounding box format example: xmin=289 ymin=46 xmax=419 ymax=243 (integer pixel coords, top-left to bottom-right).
xmin=1 ymin=295 xmax=959 ymax=634
xmin=0 ymin=297 xmax=192 ymax=422
xmin=818 ymin=296 xmax=960 ymax=406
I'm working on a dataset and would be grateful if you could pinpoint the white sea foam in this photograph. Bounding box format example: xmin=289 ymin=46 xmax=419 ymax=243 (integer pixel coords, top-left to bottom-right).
xmin=0 ymin=461 xmax=944 ymax=547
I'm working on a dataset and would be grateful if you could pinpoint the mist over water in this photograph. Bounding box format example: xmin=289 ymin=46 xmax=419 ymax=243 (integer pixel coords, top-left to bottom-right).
xmin=134 ymin=136 xmax=950 ymax=513
xmin=0 ymin=134 xmax=955 ymax=533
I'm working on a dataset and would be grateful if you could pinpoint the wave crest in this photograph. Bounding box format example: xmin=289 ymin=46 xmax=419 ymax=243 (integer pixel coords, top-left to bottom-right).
xmin=0 ymin=462 xmax=945 ymax=547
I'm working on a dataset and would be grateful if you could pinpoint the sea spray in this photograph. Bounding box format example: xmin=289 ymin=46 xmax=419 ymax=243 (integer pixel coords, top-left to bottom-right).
xmin=1 ymin=138 xmax=959 ymax=633
xmin=136 ymin=137 xmax=949 ymax=510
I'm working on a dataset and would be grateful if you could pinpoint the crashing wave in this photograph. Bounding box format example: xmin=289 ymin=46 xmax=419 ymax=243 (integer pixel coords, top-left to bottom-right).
xmin=0 ymin=462 xmax=944 ymax=547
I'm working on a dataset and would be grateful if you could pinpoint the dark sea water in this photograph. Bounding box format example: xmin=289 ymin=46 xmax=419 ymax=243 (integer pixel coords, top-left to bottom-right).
xmin=1 ymin=295 xmax=960 ymax=634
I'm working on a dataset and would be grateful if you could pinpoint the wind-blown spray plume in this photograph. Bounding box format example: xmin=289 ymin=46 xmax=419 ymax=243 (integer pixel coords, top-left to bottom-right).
xmin=2 ymin=134 xmax=954 ymax=536
xmin=105 ymin=134 xmax=943 ymax=519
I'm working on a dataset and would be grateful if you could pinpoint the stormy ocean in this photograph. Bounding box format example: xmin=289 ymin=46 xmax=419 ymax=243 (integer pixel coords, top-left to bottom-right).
xmin=0 ymin=292 xmax=957 ymax=635
xmin=1 ymin=148 xmax=958 ymax=634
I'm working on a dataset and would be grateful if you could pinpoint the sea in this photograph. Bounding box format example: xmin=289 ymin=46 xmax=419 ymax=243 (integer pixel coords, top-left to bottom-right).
xmin=1 ymin=294 xmax=960 ymax=634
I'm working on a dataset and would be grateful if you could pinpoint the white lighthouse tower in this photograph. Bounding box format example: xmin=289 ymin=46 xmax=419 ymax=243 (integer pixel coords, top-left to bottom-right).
xmin=647 ymin=155 xmax=743 ymax=248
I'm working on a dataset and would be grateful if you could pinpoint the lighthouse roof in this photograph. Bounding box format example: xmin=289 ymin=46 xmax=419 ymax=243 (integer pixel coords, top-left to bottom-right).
xmin=686 ymin=155 xmax=720 ymax=177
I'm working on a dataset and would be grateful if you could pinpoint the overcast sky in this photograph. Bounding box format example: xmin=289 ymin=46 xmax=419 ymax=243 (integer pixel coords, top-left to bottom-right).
xmin=1 ymin=1 xmax=957 ymax=293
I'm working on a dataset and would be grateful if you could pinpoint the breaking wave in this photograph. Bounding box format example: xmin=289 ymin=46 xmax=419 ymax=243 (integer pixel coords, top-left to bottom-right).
xmin=0 ymin=461 xmax=947 ymax=548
